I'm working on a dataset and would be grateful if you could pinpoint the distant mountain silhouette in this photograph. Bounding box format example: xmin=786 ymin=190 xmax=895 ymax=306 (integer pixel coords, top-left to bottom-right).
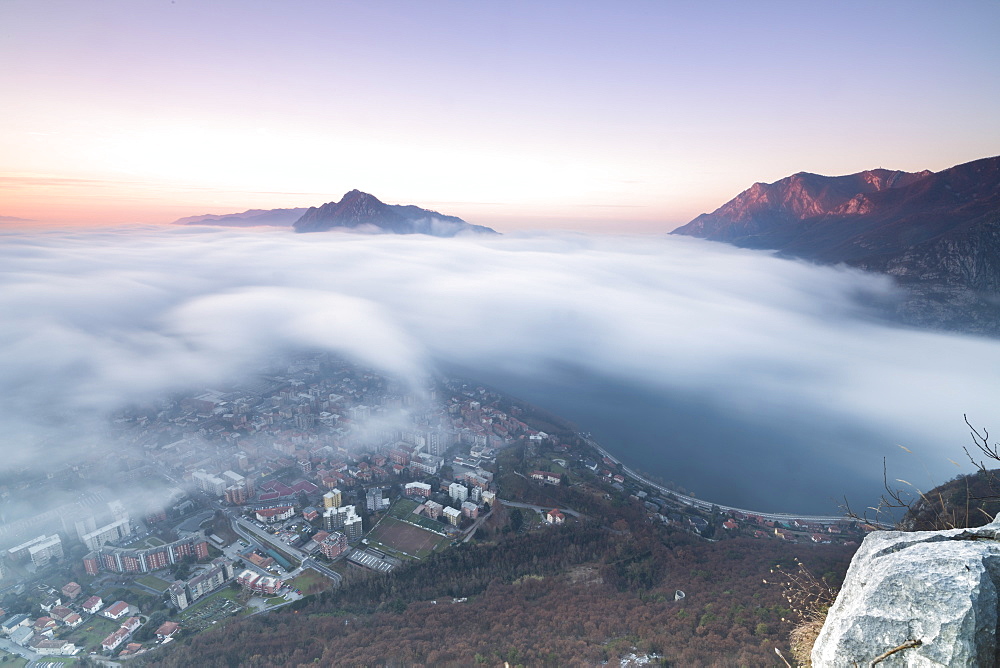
xmin=673 ymin=156 xmax=1000 ymax=333
xmin=173 ymin=208 xmax=308 ymax=227
xmin=292 ymin=190 xmax=498 ymax=237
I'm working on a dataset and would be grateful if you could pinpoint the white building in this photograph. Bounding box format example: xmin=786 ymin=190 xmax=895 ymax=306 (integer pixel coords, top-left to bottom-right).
xmin=27 ymin=534 xmax=63 ymax=566
xmin=404 ymin=482 xmax=432 ymax=498
xmin=192 ymin=470 xmax=227 ymax=496
xmin=81 ymin=519 xmax=131 ymax=551
xmin=448 ymin=482 xmax=468 ymax=504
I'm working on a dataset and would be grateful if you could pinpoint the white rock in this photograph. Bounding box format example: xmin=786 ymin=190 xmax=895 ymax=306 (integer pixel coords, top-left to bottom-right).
xmin=812 ymin=519 xmax=1000 ymax=667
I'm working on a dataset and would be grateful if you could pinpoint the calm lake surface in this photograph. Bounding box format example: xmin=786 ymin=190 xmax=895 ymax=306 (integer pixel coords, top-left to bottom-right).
xmin=452 ymin=363 xmax=899 ymax=516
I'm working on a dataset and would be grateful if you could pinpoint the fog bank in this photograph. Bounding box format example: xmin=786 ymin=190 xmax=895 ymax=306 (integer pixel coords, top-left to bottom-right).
xmin=2 ymin=225 xmax=998 ymax=512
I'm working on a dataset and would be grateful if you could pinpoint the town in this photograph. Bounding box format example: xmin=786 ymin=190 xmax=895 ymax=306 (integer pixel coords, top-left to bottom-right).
xmin=0 ymin=352 xmax=870 ymax=663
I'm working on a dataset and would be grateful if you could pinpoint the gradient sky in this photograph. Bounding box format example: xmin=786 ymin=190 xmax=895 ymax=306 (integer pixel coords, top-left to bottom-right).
xmin=2 ymin=1 xmax=998 ymax=231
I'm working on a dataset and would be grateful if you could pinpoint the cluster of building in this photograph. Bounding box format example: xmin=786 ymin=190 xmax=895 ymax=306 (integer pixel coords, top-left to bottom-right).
xmin=168 ymin=558 xmax=235 ymax=610
xmin=6 ymin=533 xmax=64 ymax=568
xmin=83 ymin=535 xmax=210 ymax=575
xmin=0 ymin=583 xmax=143 ymax=657
xmin=321 ymin=502 xmax=363 ymax=542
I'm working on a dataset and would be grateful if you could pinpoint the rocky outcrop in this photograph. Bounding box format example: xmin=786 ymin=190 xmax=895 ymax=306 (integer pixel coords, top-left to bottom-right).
xmin=812 ymin=519 xmax=1000 ymax=666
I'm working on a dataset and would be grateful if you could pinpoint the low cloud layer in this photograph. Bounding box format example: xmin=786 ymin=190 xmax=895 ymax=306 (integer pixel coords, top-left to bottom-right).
xmin=3 ymin=225 xmax=999 ymax=513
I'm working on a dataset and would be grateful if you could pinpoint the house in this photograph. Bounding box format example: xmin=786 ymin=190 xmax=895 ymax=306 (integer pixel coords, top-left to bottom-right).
xmin=49 ymin=606 xmax=74 ymax=623
xmin=102 ymin=600 xmax=130 ymax=620
xmin=33 ymin=617 xmax=57 ymax=634
xmin=118 ymin=642 xmax=143 ymax=656
xmin=246 ymin=552 xmax=275 ymax=569
xmin=30 ymin=637 xmax=77 ymax=656
xmin=156 ymin=620 xmax=180 ymax=640
xmin=9 ymin=625 xmax=34 ymax=646
xmin=121 ymin=616 xmax=141 ymax=634
xmin=722 ymin=519 xmax=738 ymax=530
xmin=1 ymin=613 xmax=30 ymax=634
xmin=256 ymin=506 xmax=294 ymax=523
xmin=545 ymin=509 xmax=565 ymax=525
xmin=63 ymin=613 xmax=83 ymax=628
xmin=102 ymin=628 xmax=130 ymax=652
xmin=82 ymin=596 xmax=103 ymax=614
xmin=60 ymin=582 xmax=82 ymax=600
xmin=39 ymin=594 xmax=62 ymax=612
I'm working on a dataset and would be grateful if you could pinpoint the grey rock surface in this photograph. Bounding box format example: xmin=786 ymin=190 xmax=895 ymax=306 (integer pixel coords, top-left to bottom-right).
xmin=812 ymin=519 xmax=1000 ymax=667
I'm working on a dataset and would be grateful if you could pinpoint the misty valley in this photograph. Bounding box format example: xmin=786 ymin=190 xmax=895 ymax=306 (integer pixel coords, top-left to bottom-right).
xmin=1 ymin=217 xmax=998 ymax=665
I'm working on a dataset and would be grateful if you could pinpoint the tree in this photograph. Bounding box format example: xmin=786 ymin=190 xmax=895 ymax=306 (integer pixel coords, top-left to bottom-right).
xmin=509 ymin=508 xmax=524 ymax=533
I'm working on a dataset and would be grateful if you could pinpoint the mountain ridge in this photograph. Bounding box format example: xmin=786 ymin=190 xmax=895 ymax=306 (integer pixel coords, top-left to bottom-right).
xmin=173 ymin=208 xmax=308 ymax=227
xmin=293 ymin=190 xmax=498 ymax=236
xmin=672 ymin=156 xmax=1000 ymax=332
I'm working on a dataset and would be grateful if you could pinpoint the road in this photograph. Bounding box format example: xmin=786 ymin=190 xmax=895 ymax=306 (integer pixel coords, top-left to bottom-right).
xmin=582 ymin=436 xmax=873 ymax=526
xmin=499 ymin=500 xmax=584 ymax=519
xmin=460 ymin=507 xmax=494 ymax=543
xmin=300 ymin=557 xmax=342 ymax=585
xmin=227 ymin=510 xmax=342 ymax=586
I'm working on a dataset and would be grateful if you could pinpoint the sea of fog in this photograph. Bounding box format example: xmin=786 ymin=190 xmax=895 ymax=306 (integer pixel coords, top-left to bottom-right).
xmin=3 ymin=224 xmax=999 ymax=516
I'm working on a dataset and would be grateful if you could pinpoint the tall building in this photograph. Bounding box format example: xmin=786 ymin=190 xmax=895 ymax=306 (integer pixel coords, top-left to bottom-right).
xmin=82 ymin=553 xmax=100 ymax=576
xmin=8 ymin=534 xmax=61 ymax=563
xmin=448 ymin=482 xmax=468 ymax=504
xmin=323 ymin=489 xmax=342 ymax=509
xmin=185 ymin=560 xmax=232 ymax=601
xmin=443 ymin=506 xmax=462 ymax=526
xmin=343 ymin=512 xmax=363 ymax=543
xmin=323 ymin=505 xmax=362 ymax=541
xmin=365 ymin=487 xmax=383 ymax=512
xmin=224 ymin=484 xmax=248 ymax=505
xmin=86 ymin=537 xmax=209 ymax=574
xmin=27 ymin=535 xmax=63 ymax=566
xmin=74 ymin=517 xmax=97 ymax=543
xmin=191 ymin=470 xmax=227 ymax=496
xmin=168 ymin=582 xmax=189 ymax=610
xmin=319 ymin=532 xmax=348 ymax=559
xmin=81 ymin=519 xmax=131 ymax=551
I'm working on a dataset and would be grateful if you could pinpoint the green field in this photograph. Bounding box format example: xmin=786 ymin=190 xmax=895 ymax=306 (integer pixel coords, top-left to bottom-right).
xmin=287 ymin=569 xmax=334 ymax=595
xmin=0 ymin=650 xmax=27 ymax=667
xmin=66 ymin=615 xmax=120 ymax=652
xmin=387 ymin=498 xmax=450 ymax=534
xmin=367 ymin=515 xmax=449 ymax=559
xmin=136 ymin=574 xmax=173 ymax=591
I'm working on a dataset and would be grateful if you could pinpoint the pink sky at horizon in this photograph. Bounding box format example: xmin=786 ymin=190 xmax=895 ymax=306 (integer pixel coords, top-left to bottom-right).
xmin=2 ymin=1 xmax=998 ymax=233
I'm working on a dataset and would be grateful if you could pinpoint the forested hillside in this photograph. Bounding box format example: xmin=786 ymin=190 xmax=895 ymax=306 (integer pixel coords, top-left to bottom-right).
xmin=147 ymin=492 xmax=854 ymax=667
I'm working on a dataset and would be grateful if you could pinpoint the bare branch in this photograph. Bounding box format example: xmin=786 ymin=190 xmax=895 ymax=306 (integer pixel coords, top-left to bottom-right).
xmin=870 ymin=638 xmax=921 ymax=666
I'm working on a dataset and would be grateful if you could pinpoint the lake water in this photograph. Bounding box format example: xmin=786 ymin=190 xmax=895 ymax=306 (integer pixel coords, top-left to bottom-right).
xmin=451 ymin=362 xmax=904 ymax=517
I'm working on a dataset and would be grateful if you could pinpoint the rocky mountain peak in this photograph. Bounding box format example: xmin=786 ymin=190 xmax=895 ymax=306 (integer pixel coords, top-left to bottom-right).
xmin=292 ymin=190 xmax=498 ymax=237
xmin=672 ymin=156 xmax=1000 ymax=333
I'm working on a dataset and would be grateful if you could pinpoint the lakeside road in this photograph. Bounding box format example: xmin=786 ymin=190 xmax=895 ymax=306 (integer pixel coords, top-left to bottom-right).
xmin=581 ymin=436 xmax=884 ymax=527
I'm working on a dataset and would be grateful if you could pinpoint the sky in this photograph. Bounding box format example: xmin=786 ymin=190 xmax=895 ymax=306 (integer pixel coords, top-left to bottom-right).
xmin=3 ymin=226 xmax=1000 ymax=514
xmin=1 ymin=1 xmax=999 ymax=231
